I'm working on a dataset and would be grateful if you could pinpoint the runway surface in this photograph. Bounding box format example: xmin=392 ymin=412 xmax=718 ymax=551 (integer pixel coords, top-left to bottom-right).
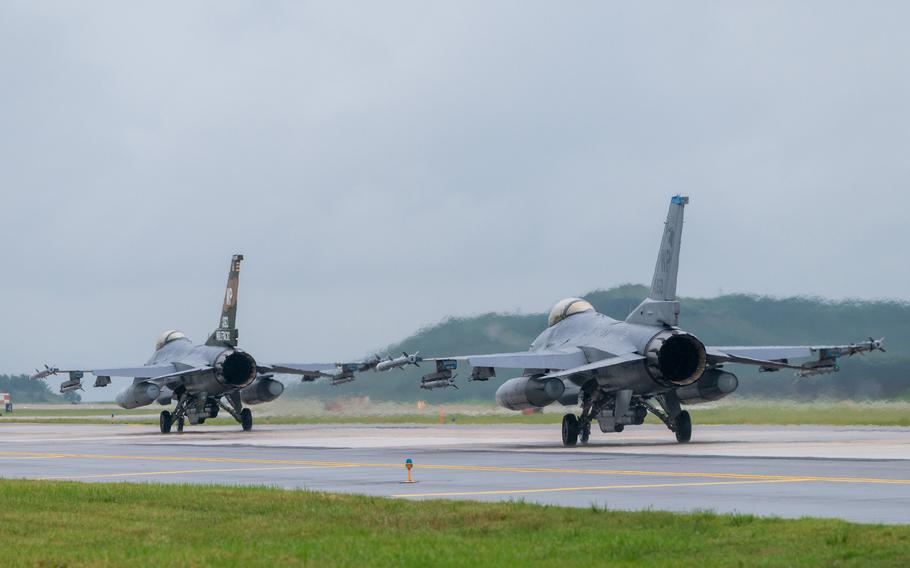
xmin=1 ymin=422 xmax=908 ymax=524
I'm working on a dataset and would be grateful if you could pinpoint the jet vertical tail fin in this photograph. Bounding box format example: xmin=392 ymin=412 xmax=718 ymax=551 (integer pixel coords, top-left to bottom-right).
xmin=626 ymin=196 xmax=688 ymax=327
xmin=206 ymin=254 xmax=243 ymax=347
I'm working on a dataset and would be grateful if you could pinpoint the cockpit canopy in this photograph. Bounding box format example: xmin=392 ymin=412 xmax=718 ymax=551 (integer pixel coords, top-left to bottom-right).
xmin=155 ymin=330 xmax=187 ymax=350
xmin=547 ymin=298 xmax=595 ymax=327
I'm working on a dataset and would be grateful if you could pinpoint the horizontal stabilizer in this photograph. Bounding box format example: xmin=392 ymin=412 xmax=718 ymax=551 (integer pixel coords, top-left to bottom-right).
xmin=541 ymin=353 xmax=645 ymax=383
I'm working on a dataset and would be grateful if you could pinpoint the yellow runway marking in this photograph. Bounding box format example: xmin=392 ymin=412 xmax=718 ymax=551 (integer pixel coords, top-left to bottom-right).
xmin=37 ymin=465 xmax=352 ymax=480
xmin=393 ymin=478 xmax=811 ymax=498
xmin=1 ymin=451 xmax=908 ymax=485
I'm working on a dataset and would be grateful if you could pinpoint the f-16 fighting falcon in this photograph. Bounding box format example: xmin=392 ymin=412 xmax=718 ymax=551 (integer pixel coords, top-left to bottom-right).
xmin=419 ymin=196 xmax=885 ymax=445
xmin=31 ymin=255 xmax=418 ymax=433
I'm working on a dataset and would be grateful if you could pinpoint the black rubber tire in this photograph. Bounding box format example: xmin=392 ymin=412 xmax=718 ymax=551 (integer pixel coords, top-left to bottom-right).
xmin=240 ymin=408 xmax=253 ymax=432
xmin=614 ymin=424 xmax=625 ymax=433
xmin=580 ymin=423 xmax=591 ymax=444
xmin=561 ymin=414 xmax=579 ymax=447
xmin=674 ymin=410 xmax=692 ymax=443
xmin=159 ymin=410 xmax=172 ymax=434
xmin=176 ymin=417 xmax=184 ymax=432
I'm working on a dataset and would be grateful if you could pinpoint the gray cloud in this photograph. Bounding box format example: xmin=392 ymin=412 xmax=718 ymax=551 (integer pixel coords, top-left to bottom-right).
xmin=2 ymin=1 xmax=907 ymax=397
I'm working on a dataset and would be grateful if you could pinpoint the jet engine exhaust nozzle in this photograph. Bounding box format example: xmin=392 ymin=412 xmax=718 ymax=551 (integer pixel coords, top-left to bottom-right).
xmin=214 ymin=349 xmax=257 ymax=389
xmin=644 ymin=330 xmax=707 ymax=387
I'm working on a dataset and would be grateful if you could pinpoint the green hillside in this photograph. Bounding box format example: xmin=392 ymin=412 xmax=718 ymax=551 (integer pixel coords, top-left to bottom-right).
xmin=288 ymin=285 xmax=909 ymax=402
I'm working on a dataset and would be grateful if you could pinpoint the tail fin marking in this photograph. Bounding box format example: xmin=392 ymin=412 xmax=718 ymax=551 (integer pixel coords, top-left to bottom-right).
xmin=206 ymin=254 xmax=243 ymax=347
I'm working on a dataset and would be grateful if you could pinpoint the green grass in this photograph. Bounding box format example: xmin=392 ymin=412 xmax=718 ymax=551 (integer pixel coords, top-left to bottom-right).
xmin=688 ymin=401 xmax=910 ymax=427
xmin=3 ymin=400 xmax=909 ymax=427
xmin=0 ymin=480 xmax=907 ymax=567
xmin=1 ymin=407 xmax=150 ymax=417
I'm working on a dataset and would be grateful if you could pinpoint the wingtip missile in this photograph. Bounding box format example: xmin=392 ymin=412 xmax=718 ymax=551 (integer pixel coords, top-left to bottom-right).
xmin=30 ymin=364 xmax=59 ymax=381
xmin=375 ymin=351 xmax=422 ymax=372
xmin=846 ymin=337 xmax=886 ymax=356
xmin=797 ymin=337 xmax=885 ymax=377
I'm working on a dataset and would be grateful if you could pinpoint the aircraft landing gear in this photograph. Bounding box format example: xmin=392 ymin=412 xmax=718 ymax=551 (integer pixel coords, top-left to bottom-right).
xmin=216 ymin=393 xmax=253 ymax=432
xmin=159 ymin=410 xmax=172 ymax=434
xmin=169 ymin=393 xmax=192 ymax=433
xmin=643 ymin=394 xmax=692 ymax=444
xmin=562 ymin=414 xmax=579 ymax=446
xmin=674 ymin=411 xmax=692 ymax=443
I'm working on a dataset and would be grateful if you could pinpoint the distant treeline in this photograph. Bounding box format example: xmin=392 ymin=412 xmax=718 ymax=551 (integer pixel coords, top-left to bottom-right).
xmin=287 ymin=285 xmax=910 ymax=402
xmin=0 ymin=374 xmax=66 ymax=403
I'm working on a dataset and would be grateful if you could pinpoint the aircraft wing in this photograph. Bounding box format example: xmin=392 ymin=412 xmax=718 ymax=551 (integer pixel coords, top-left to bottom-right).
xmin=30 ymin=364 xmax=181 ymax=381
xmin=426 ymin=349 xmax=588 ymax=372
xmin=261 ymin=356 xmax=402 ymax=382
xmin=29 ymin=363 xmax=209 ymax=393
xmin=258 ymin=363 xmax=340 ymax=380
xmin=707 ymin=338 xmax=885 ymax=377
xmin=419 ymin=349 xmax=591 ymax=389
xmin=89 ymin=365 xmax=185 ymax=378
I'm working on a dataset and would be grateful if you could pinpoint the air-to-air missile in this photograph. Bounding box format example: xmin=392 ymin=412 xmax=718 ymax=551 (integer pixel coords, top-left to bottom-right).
xmin=375 ymin=351 xmax=422 ymax=372
xmin=767 ymin=337 xmax=886 ymax=377
xmin=29 ymin=365 xmax=60 ymax=381
xmin=31 ymin=367 xmax=96 ymax=394
xmin=32 ymin=368 xmax=86 ymax=394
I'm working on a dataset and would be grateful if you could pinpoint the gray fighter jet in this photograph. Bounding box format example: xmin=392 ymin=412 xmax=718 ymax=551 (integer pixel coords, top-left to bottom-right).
xmin=31 ymin=255 xmax=415 ymax=432
xmin=419 ymin=196 xmax=885 ymax=444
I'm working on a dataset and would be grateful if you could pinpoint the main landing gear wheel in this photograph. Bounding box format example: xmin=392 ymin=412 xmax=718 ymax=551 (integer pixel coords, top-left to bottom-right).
xmin=176 ymin=417 xmax=185 ymax=433
xmin=240 ymin=408 xmax=253 ymax=432
xmin=562 ymin=414 xmax=579 ymax=447
xmin=674 ymin=410 xmax=692 ymax=444
xmin=159 ymin=410 xmax=172 ymax=434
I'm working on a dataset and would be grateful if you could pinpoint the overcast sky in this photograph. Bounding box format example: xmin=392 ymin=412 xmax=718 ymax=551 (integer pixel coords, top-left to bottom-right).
xmin=2 ymin=1 xmax=908 ymax=391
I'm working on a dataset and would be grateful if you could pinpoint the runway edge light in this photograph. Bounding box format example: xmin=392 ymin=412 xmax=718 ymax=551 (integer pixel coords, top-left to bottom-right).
xmin=404 ymin=458 xmax=416 ymax=484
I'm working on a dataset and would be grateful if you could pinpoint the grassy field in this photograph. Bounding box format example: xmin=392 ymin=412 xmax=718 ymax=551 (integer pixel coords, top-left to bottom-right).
xmin=0 ymin=480 xmax=906 ymax=567
xmin=1 ymin=407 xmax=151 ymax=417
xmin=2 ymin=399 xmax=909 ymax=426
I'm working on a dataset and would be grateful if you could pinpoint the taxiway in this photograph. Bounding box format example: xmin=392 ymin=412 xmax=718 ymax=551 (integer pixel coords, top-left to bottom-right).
xmin=0 ymin=423 xmax=907 ymax=524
